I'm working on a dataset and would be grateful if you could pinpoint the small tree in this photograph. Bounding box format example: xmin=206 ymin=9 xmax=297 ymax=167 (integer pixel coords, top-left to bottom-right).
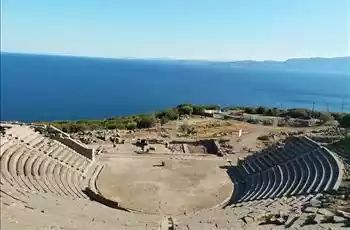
xmin=256 ymin=106 xmax=267 ymax=115
xmin=165 ymin=109 xmax=179 ymax=120
xmin=244 ymin=107 xmax=256 ymax=114
xmin=136 ymin=115 xmax=156 ymax=128
xmin=179 ymin=105 xmax=193 ymax=115
xmin=156 ymin=109 xmax=179 ymax=120
xmin=192 ymin=105 xmax=205 ymax=114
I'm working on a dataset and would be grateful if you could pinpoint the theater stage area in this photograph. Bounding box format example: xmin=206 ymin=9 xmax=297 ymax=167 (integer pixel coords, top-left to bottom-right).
xmin=96 ymin=156 xmax=233 ymax=215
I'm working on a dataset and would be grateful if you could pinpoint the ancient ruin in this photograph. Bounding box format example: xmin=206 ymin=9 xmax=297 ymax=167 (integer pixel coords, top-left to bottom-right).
xmin=0 ymin=122 xmax=349 ymax=229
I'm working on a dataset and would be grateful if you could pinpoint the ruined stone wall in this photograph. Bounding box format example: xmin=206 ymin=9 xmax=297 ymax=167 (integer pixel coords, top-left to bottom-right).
xmin=199 ymin=139 xmax=220 ymax=155
xmin=171 ymin=139 xmax=221 ymax=155
xmin=49 ymin=126 xmax=95 ymax=160
xmin=52 ymin=135 xmax=95 ymax=160
xmin=83 ymin=188 xmax=129 ymax=212
xmin=192 ymin=111 xmax=214 ymax=117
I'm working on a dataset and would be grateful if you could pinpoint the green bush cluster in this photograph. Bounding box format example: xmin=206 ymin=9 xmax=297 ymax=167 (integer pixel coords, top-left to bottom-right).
xmin=156 ymin=109 xmax=179 ymax=125
xmin=244 ymin=107 xmax=256 ymax=114
xmin=52 ymin=114 xmax=158 ymax=133
xmin=222 ymin=106 xmax=348 ymax=124
xmin=340 ymin=114 xmax=350 ymax=128
xmin=135 ymin=115 xmax=157 ymax=129
xmin=52 ymin=103 xmax=223 ymax=133
xmin=231 ymin=106 xmax=335 ymax=122
xmin=242 ymin=106 xmax=286 ymax=116
xmin=280 ymin=108 xmax=314 ymax=119
xmin=178 ymin=105 xmax=193 ymax=115
xmin=177 ymin=104 xmax=220 ymax=113
xmin=224 ymin=106 xmax=285 ymax=116
xmin=53 ymin=120 xmax=101 ymax=133
xmin=280 ymin=109 xmax=336 ymax=122
xmin=49 ymin=103 xmax=349 ymax=133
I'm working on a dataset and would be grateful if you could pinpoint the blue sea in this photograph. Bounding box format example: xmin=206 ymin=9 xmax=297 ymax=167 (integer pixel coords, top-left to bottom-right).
xmin=1 ymin=53 xmax=349 ymax=122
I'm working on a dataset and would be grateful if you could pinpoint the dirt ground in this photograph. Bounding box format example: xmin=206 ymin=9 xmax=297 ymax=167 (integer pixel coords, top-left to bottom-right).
xmin=96 ymin=156 xmax=233 ymax=215
xmin=92 ymin=116 xmax=320 ymax=216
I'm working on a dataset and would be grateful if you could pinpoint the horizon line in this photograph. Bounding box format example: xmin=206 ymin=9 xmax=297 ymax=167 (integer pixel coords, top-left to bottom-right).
xmin=1 ymin=50 xmax=349 ymax=63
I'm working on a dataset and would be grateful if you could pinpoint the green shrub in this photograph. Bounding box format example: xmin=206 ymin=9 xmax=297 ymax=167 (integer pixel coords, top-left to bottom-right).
xmin=318 ymin=112 xmax=334 ymax=123
xmin=331 ymin=112 xmax=345 ymax=123
xmin=178 ymin=105 xmax=193 ymax=115
xmin=126 ymin=122 xmax=137 ymax=130
xmin=166 ymin=109 xmax=179 ymax=120
xmin=244 ymin=107 xmax=256 ymax=114
xmin=106 ymin=123 xmax=117 ymax=130
xmin=177 ymin=104 xmax=219 ymax=114
xmin=62 ymin=123 xmax=87 ymax=133
xmin=115 ymin=123 xmax=126 ymax=130
xmin=156 ymin=109 xmax=179 ymax=120
xmin=264 ymin=109 xmax=274 ymax=116
xmin=256 ymin=106 xmax=267 ymax=115
xmin=136 ymin=115 xmax=157 ymax=128
xmin=222 ymin=106 xmax=243 ymax=111
xmin=247 ymin=118 xmax=259 ymax=124
xmin=177 ymin=103 xmax=193 ymax=109
xmin=192 ymin=105 xmax=205 ymax=114
xmin=340 ymin=114 xmax=350 ymax=128
xmin=56 ymin=120 xmax=70 ymax=125
xmin=281 ymin=108 xmax=311 ymax=119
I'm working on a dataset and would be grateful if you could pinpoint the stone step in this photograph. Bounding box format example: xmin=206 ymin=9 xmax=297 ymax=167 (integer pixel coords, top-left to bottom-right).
xmin=39 ymin=156 xmax=60 ymax=195
xmin=46 ymin=160 xmax=64 ymax=196
xmin=89 ymin=164 xmax=104 ymax=193
xmin=53 ymin=164 xmax=69 ymax=196
xmin=60 ymin=166 xmax=79 ymax=198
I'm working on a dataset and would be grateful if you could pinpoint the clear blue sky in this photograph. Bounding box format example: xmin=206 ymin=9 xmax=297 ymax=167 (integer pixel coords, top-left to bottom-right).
xmin=1 ymin=0 xmax=349 ymax=60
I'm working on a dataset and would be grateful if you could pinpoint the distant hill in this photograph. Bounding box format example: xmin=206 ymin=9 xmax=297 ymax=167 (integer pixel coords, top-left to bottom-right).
xmin=143 ymin=56 xmax=350 ymax=75
xmin=227 ymin=57 xmax=350 ymax=74
xmin=1 ymin=52 xmax=349 ymax=74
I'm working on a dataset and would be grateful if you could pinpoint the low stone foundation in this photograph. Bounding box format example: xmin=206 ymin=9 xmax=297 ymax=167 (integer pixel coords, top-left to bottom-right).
xmin=83 ymin=187 xmax=130 ymax=212
xmin=170 ymin=139 xmax=222 ymax=155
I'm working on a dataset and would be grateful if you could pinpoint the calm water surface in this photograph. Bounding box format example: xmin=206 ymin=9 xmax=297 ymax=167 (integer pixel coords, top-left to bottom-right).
xmin=1 ymin=53 xmax=349 ymax=121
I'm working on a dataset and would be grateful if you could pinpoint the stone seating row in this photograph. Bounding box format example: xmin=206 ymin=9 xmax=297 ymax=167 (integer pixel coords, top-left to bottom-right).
xmin=1 ymin=129 xmax=43 ymax=155
xmin=241 ymin=136 xmax=318 ymax=175
xmin=2 ymin=126 xmax=93 ymax=172
xmin=230 ymin=194 xmax=316 ymax=213
xmin=1 ymin=143 xmax=88 ymax=199
xmin=88 ymin=164 xmax=104 ymax=194
xmin=35 ymin=140 xmax=91 ymax=173
xmin=230 ymin=138 xmax=343 ymax=203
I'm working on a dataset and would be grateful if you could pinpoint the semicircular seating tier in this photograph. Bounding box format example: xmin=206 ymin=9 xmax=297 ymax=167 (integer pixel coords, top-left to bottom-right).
xmin=228 ymin=136 xmax=344 ymax=204
xmin=0 ymin=124 xmax=346 ymax=229
xmin=0 ymin=125 xmax=101 ymax=200
xmin=0 ymin=124 xmax=161 ymax=229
